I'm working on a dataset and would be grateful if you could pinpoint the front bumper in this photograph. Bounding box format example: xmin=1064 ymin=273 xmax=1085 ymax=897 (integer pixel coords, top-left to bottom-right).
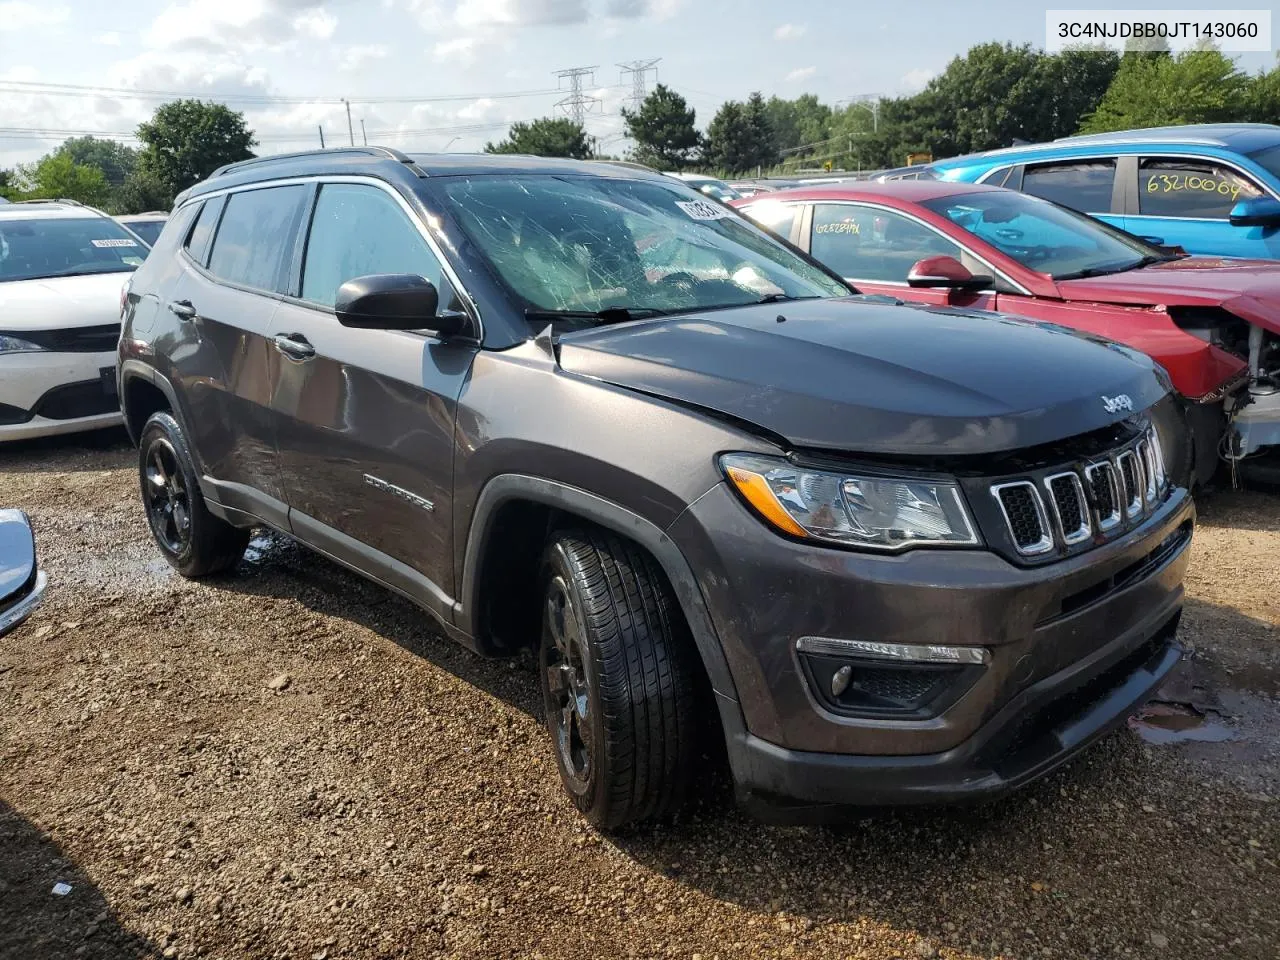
xmin=670 ymin=482 xmax=1194 ymax=811
xmin=0 ymin=350 xmax=123 ymax=441
xmin=0 ymin=570 xmax=48 ymax=636
xmin=730 ymin=607 xmax=1180 ymax=819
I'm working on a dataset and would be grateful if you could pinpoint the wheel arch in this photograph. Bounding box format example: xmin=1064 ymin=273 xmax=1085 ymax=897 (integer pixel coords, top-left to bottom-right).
xmin=456 ymin=474 xmax=745 ymax=733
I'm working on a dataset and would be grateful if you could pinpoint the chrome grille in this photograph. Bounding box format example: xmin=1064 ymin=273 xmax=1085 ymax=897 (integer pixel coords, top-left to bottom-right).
xmin=1085 ymin=462 xmax=1121 ymax=532
xmin=991 ymin=481 xmax=1053 ymax=556
xmin=989 ymin=425 xmax=1172 ymax=560
xmin=1117 ymin=451 xmax=1143 ymax=519
xmin=1045 ymin=472 xmax=1090 ymax=545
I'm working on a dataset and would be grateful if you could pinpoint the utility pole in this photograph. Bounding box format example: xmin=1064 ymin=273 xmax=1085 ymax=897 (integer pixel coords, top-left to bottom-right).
xmin=360 ymin=119 xmax=367 ymax=146
xmin=617 ymin=58 xmax=660 ymax=113
xmin=318 ymin=125 xmax=325 ymax=148
xmin=553 ymin=66 xmax=601 ymax=127
xmin=344 ymin=99 xmax=355 ymax=146
xmin=841 ymin=94 xmax=881 ymax=133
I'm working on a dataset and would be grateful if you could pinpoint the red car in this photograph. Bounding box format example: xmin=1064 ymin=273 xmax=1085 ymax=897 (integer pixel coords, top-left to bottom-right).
xmin=733 ymin=182 xmax=1280 ymax=485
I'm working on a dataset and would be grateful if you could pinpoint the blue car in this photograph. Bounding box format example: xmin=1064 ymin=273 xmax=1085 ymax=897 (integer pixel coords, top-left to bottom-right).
xmin=930 ymin=124 xmax=1280 ymax=260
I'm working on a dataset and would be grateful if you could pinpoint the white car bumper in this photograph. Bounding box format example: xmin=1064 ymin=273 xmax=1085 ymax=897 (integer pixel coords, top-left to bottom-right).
xmin=0 ymin=349 xmax=123 ymax=441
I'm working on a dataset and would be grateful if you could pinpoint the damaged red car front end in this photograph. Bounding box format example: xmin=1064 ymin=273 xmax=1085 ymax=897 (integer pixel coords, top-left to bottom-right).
xmin=735 ymin=183 xmax=1280 ymax=484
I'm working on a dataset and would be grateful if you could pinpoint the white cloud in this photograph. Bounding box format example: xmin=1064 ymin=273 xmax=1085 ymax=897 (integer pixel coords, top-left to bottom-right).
xmin=0 ymin=2 xmax=68 ymax=30
xmin=786 ymin=66 xmax=816 ymax=82
xmin=433 ymin=36 xmax=479 ymax=62
xmin=454 ymin=0 xmax=586 ymax=27
xmin=774 ymin=22 xmax=805 ymax=40
xmin=900 ymin=67 xmax=935 ymax=92
xmin=146 ymin=0 xmax=338 ymax=53
xmin=95 ymin=31 xmax=123 ymax=45
xmin=293 ymin=7 xmax=337 ymax=38
xmin=339 ymin=43 xmax=390 ymax=71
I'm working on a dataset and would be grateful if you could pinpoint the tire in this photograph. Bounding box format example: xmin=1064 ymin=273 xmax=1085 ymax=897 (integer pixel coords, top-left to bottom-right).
xmin=538 ymin=528 xmax=700 ymax=830
xmin=138 ymin=411 xmax=248 ymax=578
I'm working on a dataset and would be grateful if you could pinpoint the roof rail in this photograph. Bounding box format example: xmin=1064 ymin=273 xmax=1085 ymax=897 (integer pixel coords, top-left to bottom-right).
xmin=209 ymin=146 xmax=415 ymax=179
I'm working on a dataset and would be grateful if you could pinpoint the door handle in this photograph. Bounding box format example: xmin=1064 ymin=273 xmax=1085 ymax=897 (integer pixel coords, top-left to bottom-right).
xmin=273 ymin=333 xmax=316 ymax=360
xmin=167 ymin=299 xmax=197 ymax=320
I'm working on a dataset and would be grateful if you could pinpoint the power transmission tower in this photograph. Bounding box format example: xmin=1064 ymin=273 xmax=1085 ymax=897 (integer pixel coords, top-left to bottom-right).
xmin=617 ymin=59 xmax=660 ymax=113
xmin=553 ymin=66 xmax=601 ymax=127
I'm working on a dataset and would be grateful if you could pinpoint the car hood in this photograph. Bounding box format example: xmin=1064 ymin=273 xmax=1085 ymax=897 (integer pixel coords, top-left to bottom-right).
xmin=0 ymin=272 xmax=132 ymax=331
xmin=556 ymin=298 xmax=1169 ymax=456
xmin=1055 ymin=258 xmax=1280 ymax=334
xmin=0 ymin=510 xmax=37 ymax=609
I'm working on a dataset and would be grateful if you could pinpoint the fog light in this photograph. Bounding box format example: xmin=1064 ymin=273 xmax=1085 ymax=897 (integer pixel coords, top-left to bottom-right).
xmin=796 ymin=636 xmax=988 ymax=665
xmin=796 ymin=637 xmax=988 ymax=720
xmin=830 ymin=664 xmax=853 ymax=697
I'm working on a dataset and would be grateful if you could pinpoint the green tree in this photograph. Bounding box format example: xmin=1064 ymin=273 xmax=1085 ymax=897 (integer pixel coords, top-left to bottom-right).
xmin=53 ymin=136 xmax=137 ymax=188
xmin=135 ymin=99 xmax=257 ymax=206
xmin=1249 ymin=57 xmax=1280 ymax=125
xmin=621 ymin=84 xmax=701 ymax=170
xmin=117 ymin=170 xmax=173 ymax=214
xmin=485 ymin=117 xmax=593 ymax=159
xmin=1080 ymin=49 xmax=1251 ymax=133
xmin=704 ymin=92 xmax=778 ymax=174
xmin=764 ymin=94 xmax=831 ymax=154
xmin=12 ymin=153 xmax=111 ymax=206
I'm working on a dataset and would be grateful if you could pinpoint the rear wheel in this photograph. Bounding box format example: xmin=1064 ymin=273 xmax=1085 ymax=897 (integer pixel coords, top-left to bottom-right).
xmin=538 ymin=528 xmax=700 ymax=830
xmin=138 ymin=412 xmax=248 ymax=577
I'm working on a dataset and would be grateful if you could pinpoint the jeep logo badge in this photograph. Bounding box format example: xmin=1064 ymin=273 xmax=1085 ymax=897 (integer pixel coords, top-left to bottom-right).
xmin=1101 ymin=394 xmax=1133 ymax=414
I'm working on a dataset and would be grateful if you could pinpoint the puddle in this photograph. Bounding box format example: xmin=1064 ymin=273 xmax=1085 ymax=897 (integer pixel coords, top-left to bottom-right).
xmin=1129 ymin=701 xmax=1236 ymax=745
xmin=243 ymin=533 xmax=278 ymax=564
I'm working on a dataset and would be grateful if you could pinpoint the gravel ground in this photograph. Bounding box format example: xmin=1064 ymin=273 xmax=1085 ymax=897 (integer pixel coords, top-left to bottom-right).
xmin=1 ymin=429 xmax=1277 ymax=960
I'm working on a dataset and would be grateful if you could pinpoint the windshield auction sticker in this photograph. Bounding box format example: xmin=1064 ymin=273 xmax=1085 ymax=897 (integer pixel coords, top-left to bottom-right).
xmin=676 ymin=199 xmax=732 ymax=221
xmin=91 ymin=238 xmax=138 ymax=248
xmin=1046 ymin=9 xmax=1270 ymax=52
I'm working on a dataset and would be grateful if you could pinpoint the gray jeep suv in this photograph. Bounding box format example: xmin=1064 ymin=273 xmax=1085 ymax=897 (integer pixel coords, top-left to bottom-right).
xmin=119 ymin=148 xmax=1194 ymax=827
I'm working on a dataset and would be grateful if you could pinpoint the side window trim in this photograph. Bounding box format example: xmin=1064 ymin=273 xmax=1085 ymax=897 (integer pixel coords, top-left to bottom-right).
xmin=1115 ymin=155 xmax=1138 ymax=216
xmin=1130 ymin=153 xmax=1273 ymax=220
xmin=808 ymin=200 xmax=1029 ymax=294
xmin=284 ymin=181 xmax=320 ymax=299
xmin=174 ymin=175 xmax=483 ymax=342
xmin=181 ymin=194 xmax=227 ymax=269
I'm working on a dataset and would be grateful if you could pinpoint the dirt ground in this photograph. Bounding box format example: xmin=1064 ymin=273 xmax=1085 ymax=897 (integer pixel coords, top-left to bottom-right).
xmin=1 ymin=429 xmax=1277 ymax=960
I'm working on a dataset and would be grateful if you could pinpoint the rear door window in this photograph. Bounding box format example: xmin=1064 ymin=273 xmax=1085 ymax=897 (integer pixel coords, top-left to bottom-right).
xmin=1022 ymin=160 xmax=1116 ymax=213
xmin=207 ymin=186 xmax=308 ymax=292
xmin=741 ymin=200 xmax=800 ymax=242
xmin=1137 ymin=158 xmax=1263 ymax=219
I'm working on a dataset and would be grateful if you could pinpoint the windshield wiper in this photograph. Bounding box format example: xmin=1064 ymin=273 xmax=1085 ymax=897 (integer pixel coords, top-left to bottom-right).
xmin=1055 ymin=253 xmax=1181 ymax=281
xmin=524 ymin=306 xmax=671 ymax=325
xmin=754 ymin=293 xmax=821 ymax=304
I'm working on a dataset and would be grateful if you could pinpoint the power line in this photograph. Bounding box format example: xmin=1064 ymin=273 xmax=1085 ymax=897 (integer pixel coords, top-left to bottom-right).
xmin=617 ymin=59 xmax=660 ymax=113
xmin=553 ymin=66 xmax=601 ymax=127
xmin=0 ymin=78 xmax=615 ymax=105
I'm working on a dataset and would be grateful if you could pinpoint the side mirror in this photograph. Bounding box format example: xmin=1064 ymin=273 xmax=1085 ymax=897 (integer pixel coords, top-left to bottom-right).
xmin=907 ymin=255 xmax=992 ymax=291
xmin=1229 ymin=196 xmax=1280 ymax=228
xmin=334 ymin=274 xmax=466 ymax=336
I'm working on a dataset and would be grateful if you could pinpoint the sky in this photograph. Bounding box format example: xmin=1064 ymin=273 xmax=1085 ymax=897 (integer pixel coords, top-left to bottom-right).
xmin=1 ymin=0 xmax=1277 ymax=168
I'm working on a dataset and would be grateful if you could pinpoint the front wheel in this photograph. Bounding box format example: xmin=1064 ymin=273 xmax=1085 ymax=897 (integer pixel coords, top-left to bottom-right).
xmin=539 ymin=528 xmax=701 ymax=830
xmin=138 ymin=411 xmax=248 ymax=578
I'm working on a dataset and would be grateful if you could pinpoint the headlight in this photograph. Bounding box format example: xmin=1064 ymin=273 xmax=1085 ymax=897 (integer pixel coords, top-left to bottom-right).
xmin=721 ymin=453 xmax=980 ymax=551
xmin=0 ymin=334 xmax=45 ymax=354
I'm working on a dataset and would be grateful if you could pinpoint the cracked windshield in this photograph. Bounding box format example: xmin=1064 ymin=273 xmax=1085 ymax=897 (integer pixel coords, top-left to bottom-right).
xmin=439 ymin=175 xmax=848 ymax=325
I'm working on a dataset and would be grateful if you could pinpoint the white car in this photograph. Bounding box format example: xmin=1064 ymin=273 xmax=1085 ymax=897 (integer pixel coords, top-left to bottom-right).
xmin=1 ymin=200 xmax=145 ymax=441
